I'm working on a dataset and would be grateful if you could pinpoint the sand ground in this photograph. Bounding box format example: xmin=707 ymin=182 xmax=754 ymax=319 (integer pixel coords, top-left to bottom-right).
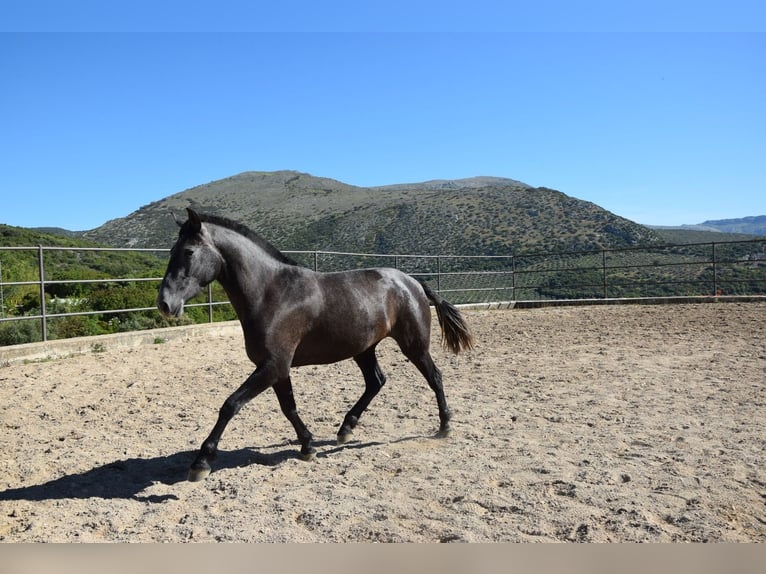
xmin=0 ymin=303 xmax=764 ymax=542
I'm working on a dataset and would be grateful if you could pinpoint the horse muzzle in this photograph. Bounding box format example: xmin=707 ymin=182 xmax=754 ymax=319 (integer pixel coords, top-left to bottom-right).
xmin=157 ymin=289 xmax=185 ymax=318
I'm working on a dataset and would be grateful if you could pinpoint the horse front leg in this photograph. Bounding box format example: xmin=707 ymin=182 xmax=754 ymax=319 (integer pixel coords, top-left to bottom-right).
xmin=273 ymin=376 xmax=316 ymax=461
xmin=188 ymin=363 xmax=277 ymax=482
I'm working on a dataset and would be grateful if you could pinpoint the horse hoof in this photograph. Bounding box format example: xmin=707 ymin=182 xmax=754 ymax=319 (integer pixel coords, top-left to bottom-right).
xmin=188 ymin=466 xmax=211 ymax=482
xmin=300 ymin=448 xmax=317 ymax=462
xmin=336 ymin=432 xmax=353 ymax=445
xmin=435 ymin=428 xmax=451 ymax=439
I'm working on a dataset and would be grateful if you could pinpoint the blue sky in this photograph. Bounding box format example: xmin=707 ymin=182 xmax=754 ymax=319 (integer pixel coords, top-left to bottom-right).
xmin=1 ymin=2 xmax=765 ymax=230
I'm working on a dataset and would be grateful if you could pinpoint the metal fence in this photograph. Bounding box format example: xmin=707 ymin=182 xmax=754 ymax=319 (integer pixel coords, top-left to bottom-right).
xmin=1 ymin=238 xmax=765 ymax=344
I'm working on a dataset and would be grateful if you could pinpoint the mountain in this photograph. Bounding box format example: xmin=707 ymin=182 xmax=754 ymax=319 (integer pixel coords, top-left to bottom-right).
xmin=82 ymin=170 xmax=662 ymax=255
xmin=651 ymin=215 xmax=766 ymax=237
xmin=696 ymin=216 xmax=766 ymax=236
xmin=2 ymin=223 xmax=95 ymax=249
xmin=31 ymin=227 xmax=84 ymax=238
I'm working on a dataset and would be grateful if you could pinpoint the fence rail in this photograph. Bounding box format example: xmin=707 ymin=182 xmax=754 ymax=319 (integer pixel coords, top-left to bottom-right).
xmin=1 ymin=238 xmax=765 ymax=345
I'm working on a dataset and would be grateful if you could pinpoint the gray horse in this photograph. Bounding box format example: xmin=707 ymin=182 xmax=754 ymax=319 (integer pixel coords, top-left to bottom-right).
xmin=158 ymin=209 xmax=473 ymax=481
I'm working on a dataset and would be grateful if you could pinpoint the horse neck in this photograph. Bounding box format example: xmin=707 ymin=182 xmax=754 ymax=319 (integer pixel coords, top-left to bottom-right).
xmin=209 ymin=225 xmax=286 ymax=304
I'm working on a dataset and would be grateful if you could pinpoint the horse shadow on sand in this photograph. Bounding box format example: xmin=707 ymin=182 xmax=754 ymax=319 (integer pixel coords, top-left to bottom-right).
xmin=0 ymin=439 xmax=384 ymax=504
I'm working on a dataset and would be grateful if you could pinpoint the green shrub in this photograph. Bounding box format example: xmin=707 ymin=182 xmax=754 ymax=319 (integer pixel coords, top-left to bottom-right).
xmin=0 ymin=320 xmax=42 ymax=346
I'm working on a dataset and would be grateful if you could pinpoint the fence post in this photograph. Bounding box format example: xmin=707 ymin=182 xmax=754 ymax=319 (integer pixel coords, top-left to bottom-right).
xmin=207 ymin=283 xmax=214 ymax=323
xmin=511 ymin=256 xmax=516 ymax=301
xmin=0 ymin=259 xmax=4 ymax=319
xmin=313 ymin=251 xmax=318 ymax=273
xmin=436 ymin=256 xmax=442 ymax=294
xmin=602 ymin=249 xmax=607 ymax=299
xmin=38 ymin=245 xmax=47 ymax=342
xmin=712 ymin=242 xmax=718 ymax=296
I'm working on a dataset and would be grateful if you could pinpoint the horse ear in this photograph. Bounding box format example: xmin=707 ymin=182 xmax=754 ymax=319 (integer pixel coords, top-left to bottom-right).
xmin=171 ymin=212 xmax=183 ymax=227
xmin=186 ymin=208 xmax=202 ymax=233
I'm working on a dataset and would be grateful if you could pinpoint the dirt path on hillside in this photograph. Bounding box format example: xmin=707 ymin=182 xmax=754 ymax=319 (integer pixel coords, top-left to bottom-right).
xmin=0 ymin=303 xmax=764 ymax=542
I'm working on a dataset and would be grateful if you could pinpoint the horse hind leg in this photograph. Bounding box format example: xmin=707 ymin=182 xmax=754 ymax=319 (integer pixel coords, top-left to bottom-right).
xmin=404 ymin=349 xmax=451 ymax=438
xmin=337 ymin=347 xmax=386 ymax=445
xmin=273 ymin=376 xmax=316 ymax=461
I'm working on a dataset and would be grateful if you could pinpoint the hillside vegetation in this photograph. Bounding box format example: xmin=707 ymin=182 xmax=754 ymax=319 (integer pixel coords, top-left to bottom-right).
xmin=83 ymin=171 xmax=662 ymax=253
xmin=652 ymin=228 xmax=765 ymax=244
xmin=0 ymin=224 xmax=235 ymax=345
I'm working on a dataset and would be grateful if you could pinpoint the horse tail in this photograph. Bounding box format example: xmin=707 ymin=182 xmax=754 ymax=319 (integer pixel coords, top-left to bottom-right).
xmin=420 ymin=282 xmax=474 ymax=355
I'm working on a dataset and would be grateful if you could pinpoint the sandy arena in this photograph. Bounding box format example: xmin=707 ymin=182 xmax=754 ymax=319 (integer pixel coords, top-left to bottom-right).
xmin=0 ymin=303 xmax=764 ymax=542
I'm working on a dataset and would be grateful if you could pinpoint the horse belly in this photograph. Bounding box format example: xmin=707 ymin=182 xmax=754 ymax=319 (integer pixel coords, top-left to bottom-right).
xmin=291 ymin=301 xmax=393 ymax=366
xmin=289 ymin=268 xmax=421 ymax=367
xmin=291 ymin=322 xmax=385 ymax=366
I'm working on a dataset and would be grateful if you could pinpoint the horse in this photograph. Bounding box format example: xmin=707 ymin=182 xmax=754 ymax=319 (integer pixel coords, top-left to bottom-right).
xmin=157 ymin=208 xmax=473 ymax=481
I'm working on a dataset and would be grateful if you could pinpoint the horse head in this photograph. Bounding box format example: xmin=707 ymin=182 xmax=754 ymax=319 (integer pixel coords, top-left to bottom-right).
xmin=157 ymin=208 xmax=224 ymax=317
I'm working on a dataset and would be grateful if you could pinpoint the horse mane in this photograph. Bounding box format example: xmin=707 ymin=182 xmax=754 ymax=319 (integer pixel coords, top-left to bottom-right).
xmin=195 ymin=212 xmax=300 ymax=267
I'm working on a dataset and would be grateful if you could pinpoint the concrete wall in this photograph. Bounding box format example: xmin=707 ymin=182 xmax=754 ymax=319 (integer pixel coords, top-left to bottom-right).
xmin=0 ymin=321 xmax=242 ymax=366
